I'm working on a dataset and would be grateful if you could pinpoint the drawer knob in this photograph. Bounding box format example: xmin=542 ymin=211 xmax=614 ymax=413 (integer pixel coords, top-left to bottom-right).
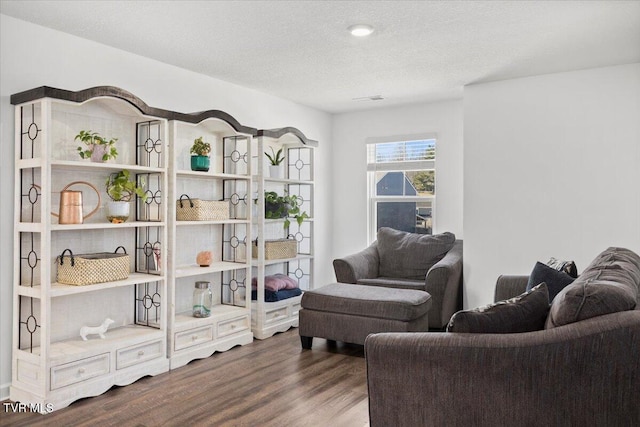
xmin=231 ymin=324 xmax=236 ymax=329
xmin=78 ymin=368 xmax=85 ymax=374
xmin=192 ymin=335 xmax=198 ymax=341
xmin=138 ymin=350 xmax=145 ymax=356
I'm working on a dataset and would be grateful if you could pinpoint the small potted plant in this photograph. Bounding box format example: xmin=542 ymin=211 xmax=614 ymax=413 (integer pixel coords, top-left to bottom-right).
xmin=76 ymin=130 xmax=118 ymax=163
xmin=190 ymin=136 xmax=211 ymax=171
xmin=265 ymin=147 xmax=285 ymax=178
xmin=105 ymin=170 xmax=147 ymax=223
xmin=264 ymin=190 xmax=309 ymax=229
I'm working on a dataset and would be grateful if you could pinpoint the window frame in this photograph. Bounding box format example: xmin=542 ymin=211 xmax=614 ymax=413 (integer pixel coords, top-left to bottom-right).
xmin=366 ymin=134 xmax=437 ymax=244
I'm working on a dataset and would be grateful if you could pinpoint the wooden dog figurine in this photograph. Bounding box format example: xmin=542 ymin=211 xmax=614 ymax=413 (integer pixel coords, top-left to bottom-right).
xmin=80 ymin=318 xmax=115 ymax=341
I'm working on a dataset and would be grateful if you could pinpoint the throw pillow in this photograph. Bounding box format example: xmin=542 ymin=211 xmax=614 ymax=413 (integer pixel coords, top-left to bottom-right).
xmin=545 ymin=247 xmax=640 ymax=328
xmin=546 ymin=257 xmax=578 ymax=278
xmin=377 ymin=228 xmax=456 ymax=280
xmin=526 ymin=262 xmax=575 ymax=302
xmin=446 ymin=283 xmax=549 ymax=333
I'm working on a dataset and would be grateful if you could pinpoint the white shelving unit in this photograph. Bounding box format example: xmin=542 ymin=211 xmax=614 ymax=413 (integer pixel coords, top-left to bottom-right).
xmin=167 ymin=117 xmax=255 ymax=369
xmin=252 ymin=128 xmax=317 ymax=339
xmin=9 ymin=86 xmax=319 ymax=412
xmin=11 ymin=87 xmax=169 ymax=412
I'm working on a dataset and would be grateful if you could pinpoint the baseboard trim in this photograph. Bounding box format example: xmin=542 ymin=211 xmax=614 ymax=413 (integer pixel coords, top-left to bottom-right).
xmin=1 ymin=382 xmax=10 ymax=401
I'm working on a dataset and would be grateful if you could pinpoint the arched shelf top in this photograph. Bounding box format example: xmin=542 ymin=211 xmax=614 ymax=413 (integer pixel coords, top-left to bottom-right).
xmin=10 ymin=85 xmax=257 ymax=135
xmin=257 ymin=127 xmax=318 ymax=147
xmin=171 ymin=110 xmax=256 ymax=135
xmin=10 ymin=86 xmax=175 ymax=119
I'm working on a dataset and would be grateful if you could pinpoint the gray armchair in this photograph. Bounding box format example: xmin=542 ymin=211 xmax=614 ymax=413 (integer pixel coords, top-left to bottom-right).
xmin=333 ymin=229 xmax=463 ymax=329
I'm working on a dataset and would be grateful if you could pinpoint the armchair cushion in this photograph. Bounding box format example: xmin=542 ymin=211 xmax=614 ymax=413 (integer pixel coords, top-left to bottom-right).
xmin=377 ymin=228 xmax=455 ymax=280
xmin=526 ymin=261 xmax=575 ymax=302
xmin=446 ymin=283 xmax=549 ymax=333
xmin=546 ymin=247 xmax=640 ymax=328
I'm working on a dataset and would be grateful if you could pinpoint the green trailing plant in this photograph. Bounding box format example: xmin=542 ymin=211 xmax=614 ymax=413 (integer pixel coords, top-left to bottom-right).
xmin=105 ymin=170 xmax=147 ymax=202
xmin=263 ymin=190 xmax=309 ymax=229
xmin=190 ymin=136 xmax=211 ymax=157
xmin=75 ymin=130 xmax=118 ymax=161
xmin=265 ymin=147 xmax=285 ymax=166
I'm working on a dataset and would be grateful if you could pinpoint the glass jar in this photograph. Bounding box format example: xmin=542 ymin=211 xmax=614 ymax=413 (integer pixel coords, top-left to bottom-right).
xmin=192 ymin=281 xmax=212 ymax=318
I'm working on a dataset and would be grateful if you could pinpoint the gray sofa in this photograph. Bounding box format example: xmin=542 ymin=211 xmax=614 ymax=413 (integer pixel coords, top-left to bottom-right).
xmin=365 ymin=247 xmax=640 ymax=426
xmin=333 ymin=228 xmax=463 ymax=329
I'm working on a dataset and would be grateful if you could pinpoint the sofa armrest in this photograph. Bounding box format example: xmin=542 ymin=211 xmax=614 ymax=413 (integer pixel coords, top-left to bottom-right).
xmin=424 ymin=240 xmax=463 ymax=328
xmin=365 ymin=310 xmax=640 ymax=427
xmin=332 ymin=243 xmax=379 ymax=284
xmin=494 ymin=274 xmax=529 ymax=302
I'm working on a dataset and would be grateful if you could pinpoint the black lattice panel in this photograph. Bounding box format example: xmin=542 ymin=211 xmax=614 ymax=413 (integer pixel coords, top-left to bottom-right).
xmin=136 ymin=172 xmax=163 ymax=222
xmin=223 ymin=179 xmax=249 ymax=220
xmin=286 ymin=147 xmax=313 ymax=181
xmin=287 ymin=183 xmax=313 ymax=219
xmin=18 ymin=296 xmax=41 ymax=353
xmin=19 ymin=232 xmax=41 ymax=287
xmin=135 ymin=282 xmax=162 ymax=328
xmin=20 ymin=168 xmax=42 ymax=223
xmin=222 ymin=223 xmax=248 ymax=263
xmin=19 ymin=103 xmax=42 ymax=160
xmin=222 ymin=269 xmax=247 ymax=307
xmin=223 ymin=135 xmax=249 ymax=175
xmin=136 ymin=226 xmax=163 ymax=274
xmin=288 ymin=258 xmax=312 ymax=291
xmin=136 ymin=120 xmax=164 ymax=168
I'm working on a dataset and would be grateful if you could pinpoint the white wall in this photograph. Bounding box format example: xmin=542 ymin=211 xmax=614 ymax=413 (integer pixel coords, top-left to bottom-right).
xmin=463 ymin=63 xmax=640 ymax=310
xmin=331 ymin=101 xmax=464 ymax=259
xmin=0 ymin=14 xmax=333 ymax=400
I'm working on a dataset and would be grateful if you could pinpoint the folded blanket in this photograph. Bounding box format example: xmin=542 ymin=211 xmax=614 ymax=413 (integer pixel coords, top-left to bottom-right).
xmin=251 ymin=274 xmax=299 ymax=291
xmin=251 ymin=288 xmax=302 ymax=302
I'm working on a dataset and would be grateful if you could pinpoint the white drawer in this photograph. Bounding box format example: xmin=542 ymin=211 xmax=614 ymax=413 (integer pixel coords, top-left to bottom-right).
xmin=50 ymin=353 xmax=110 ymax=390
xmin=117 ymin=340 xmax=163 ymax=370
xmin=217 ymin=315 xmax=249 ymax=338
xmin=174 ymin=325 xmax=214 ymax=351
xmin=265 ymin=306 xmax=288 ymax=324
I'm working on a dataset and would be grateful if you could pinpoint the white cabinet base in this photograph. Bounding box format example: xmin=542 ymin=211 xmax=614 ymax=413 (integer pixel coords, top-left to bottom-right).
xmin=251 ymin=296 xmax=301 ymax=340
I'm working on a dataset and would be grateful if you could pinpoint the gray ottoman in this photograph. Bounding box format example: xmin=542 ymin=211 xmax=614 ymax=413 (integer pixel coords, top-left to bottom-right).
xmin=299 ymin=283 xmax=432 ymax=348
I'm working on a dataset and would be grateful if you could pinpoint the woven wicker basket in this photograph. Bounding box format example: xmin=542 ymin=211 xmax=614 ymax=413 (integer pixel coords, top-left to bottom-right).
xmin=56 ymin=246 xmax=130 ymax=286
xmin=176 ymin=194 xmax=229 ymax=221
xmin=252 ymin=238 xmax=298 ymax=260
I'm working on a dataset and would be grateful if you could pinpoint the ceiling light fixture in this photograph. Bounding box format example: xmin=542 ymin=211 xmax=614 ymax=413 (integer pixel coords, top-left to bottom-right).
xmin=352 ymin=95 xmax=384 ymax=102
xmin=348 ymin=24 xmax=374 ymax=37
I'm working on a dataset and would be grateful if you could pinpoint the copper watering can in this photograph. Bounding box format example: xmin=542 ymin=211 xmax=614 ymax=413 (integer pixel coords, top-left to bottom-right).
xmin=53 ymin=181 xmax=101 ymax=224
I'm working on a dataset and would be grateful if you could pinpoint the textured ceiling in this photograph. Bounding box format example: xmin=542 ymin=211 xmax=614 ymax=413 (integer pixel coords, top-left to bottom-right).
xmin=1 ymin=0 xmax=639 ymax=113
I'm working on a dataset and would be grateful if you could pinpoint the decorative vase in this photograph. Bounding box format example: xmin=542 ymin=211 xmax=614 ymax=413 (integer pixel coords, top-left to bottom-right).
xmin=106 ymin=201 xmax=130 ymax=223
xmin=269 ymin=164 xmax=282 ymax=179
xmin=90 ymin=144 xmax=108 ymax=163
xmin=191 ymin=155 xmax=210 ymax=172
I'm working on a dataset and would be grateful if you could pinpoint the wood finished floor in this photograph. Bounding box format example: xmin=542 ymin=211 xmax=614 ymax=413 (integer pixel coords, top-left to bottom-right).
xmin=0 ymin=329 xmax=369 ymax=427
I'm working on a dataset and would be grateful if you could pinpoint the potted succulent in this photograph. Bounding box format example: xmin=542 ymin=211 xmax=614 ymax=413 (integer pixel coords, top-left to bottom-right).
xmin=190 ymin=136 xmax=211 ymax=172
xmin=265 ymin=147 xmax=285 ymax=178
xmin=75 ymin=130 xmax=118 ymax=163
xmin=105 ymin=170 xmax=147 ymax=223
xmin=264 ymin=190 xmax=309 ymax=229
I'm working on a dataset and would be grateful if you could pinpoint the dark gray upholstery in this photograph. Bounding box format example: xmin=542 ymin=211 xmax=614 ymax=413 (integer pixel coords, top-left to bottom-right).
xmin=365 ymin=311 xmax=640 ymax=427
xmin=299 ymin=283 xmax=431 ymax=345
xmin=547 ymin=247 xmax=640 ymax=328
xmin=301 ymin=283 xmax=431 ymax=322
xmin=333 ymin=232 xmax=463 ymax=329
xmin=377 ymin=228 xmax=455 ymax=279
xmin=365 ymin=246 xmax=640 ymax=427
xmin=447 ymin=283 xmax=550 ymax=333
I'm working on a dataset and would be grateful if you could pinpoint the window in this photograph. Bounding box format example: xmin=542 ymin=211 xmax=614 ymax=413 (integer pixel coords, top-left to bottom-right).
xmin=367 ymin=137 xmax=436 ymax=242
